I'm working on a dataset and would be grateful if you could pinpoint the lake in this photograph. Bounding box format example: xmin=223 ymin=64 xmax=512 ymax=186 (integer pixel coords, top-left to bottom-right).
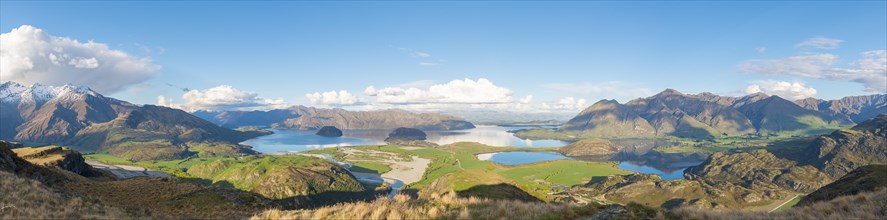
xmin=241 ymin=125 xmax=569 ymax=153
xmin=616 ymin=161 xmax=703 ymax=180
xmin=476 ymin=151 xmax=570 ymax=165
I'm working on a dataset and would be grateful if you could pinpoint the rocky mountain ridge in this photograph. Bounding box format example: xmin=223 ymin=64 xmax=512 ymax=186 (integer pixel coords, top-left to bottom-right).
xmin=558 ymin=89 xmax=879 ymax=138
xmin=0 ymin=81 xmax=262 ymax=161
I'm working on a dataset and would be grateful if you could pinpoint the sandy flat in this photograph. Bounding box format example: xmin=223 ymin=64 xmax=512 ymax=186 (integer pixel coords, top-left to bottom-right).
xmin=86 ymin=160 xmax=170 ymax=179
xmin=380 ymin=155 xmax=430 ymax=185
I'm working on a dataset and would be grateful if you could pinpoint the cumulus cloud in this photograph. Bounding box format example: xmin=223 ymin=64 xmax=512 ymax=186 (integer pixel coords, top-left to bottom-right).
xmin=540 ymin=97 xmax=588 ymax=111
xmin=305 ymin=90 xmax=360 ymax=106
xmin=739 ymin=50 xmax=887 ymax=93
xmin=795 ymin=37 xmax=843 ymax=49
xmin=366 ymin=78 xmax=514 ymax=104
xmin=156 ymin=85 xmax=287 ymax=111
xmin=744 ymin=80 xmax=817 ymax=100
xmin=0 ymin=25 xmax=160 ymax=94
xmin=542 ymin=81 xmax=655 ymax=102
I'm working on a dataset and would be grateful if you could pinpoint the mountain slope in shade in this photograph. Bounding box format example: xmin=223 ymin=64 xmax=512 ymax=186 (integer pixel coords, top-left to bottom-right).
xmin=274 ymin=107 xmax=475 ymax=130
xmin=733 ymin=95 xmax=852 ymax=134
xmin=0 ymin=82 xmax=261 ymax=161
xmin=797 ymin=165 xmax=887 ymax=206
xmin=560 ymin=100 xmax=656 ymax=137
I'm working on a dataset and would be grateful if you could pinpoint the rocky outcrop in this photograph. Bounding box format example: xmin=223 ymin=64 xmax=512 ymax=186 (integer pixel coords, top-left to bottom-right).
xmin=315 ymin=126 xmax=343 ymax=137
xmin=798 ymin=165 xmax=887 ymax=206
xmin=806 ymin=114 xmax=887 ymax=178
xmin=9 ymin=146 xmax=111 ymax=178
xmin=684 ymin=150 xmax=832 ymax=192
xmin=559 ymin=139 xmax=620 ymax=157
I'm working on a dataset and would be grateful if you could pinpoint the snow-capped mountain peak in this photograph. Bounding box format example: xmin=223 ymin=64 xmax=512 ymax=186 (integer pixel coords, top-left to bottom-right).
xmin=0 ymin=81 xmax=98 ymax=104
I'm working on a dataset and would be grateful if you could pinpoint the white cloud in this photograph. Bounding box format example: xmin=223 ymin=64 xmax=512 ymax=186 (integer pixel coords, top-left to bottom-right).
xmin=756 ymin=47 xmax=767 ymax=53
xmin=413 ymin=52 xmax=432 ymax=58
xmin=540 ymin=97 xmax=588 ymax=111
xmin=795 ymin=37 xmax=843 ymax=49
xmin=156 ymin=85 xmax=287 ymax=111
xmin=519 ymin=95 xmax=533 ymax=104
xmin=744 ymin=80 xmax=817 ymax=100
xmin=368 ymin=78 xmax=514 ymax=104
xmin=418 ymin=62 xmax=440 ymax=66
xmin=364 ymin=86 xmax=378 ymax=96
xmin=305 ymin=90 xmax=359 ymax=106
xmin=739 ymin=50 xmax=887 ymax=93
xmin=541 ymin=81 xmax=655 ymax=102
xmin=0 ymin=25 xmax=160 ymax=94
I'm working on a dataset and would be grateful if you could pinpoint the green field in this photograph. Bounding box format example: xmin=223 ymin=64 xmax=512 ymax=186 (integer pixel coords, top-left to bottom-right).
xmin=773 ymin=195 xmax=803 ymax=212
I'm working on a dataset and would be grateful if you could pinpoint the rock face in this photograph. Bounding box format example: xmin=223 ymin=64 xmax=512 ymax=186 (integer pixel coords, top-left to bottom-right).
xmin=684 ymin=150 xmax=832 ymax=192
xmin=0 ymin=82 xmax=263 ymax=161
xmin=275 ymin=107 xmax=475 ymax=131
xmin=10 ymin=146 xmax=109 ymax=177
xmin=805 ymin=114 xmax=887 ymax=178
xmin=558 ymin=139 xmax=620 ymax=157
xmin=556 ymin=89 xmax=866 ymax=139
xmin=385 ymin=127 xmax=427 ymax=141
xmin=798 ymin=165 xmax=887 ymax=206
xmin=315 ymin=126 xmax=343 ymax=137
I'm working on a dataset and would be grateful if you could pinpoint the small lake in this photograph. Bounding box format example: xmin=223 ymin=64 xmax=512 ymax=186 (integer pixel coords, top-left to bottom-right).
xmin=242 ymin=126 xmax=569 ymax=153
xmin=616 ymin=161 xmax=703 ymax=180
xmin=477 ymin=151 xmax=570 ymax=165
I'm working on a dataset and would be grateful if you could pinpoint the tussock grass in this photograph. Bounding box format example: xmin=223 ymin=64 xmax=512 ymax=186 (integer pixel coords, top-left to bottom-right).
xmin=0 ymin=171 xmax=138 ymax=219
xmin=674 ymin=189 xmax=887 ymax=220
xmin=252 ymin=191 xmax=604 ymax=220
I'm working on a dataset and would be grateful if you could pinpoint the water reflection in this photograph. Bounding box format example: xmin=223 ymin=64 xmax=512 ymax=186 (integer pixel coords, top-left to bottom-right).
xmin=426 ymin=126 xmax=568 ymax=147
xmin=242 ymin=126 xmax=569 ymax=153
xmin=617 ymin=161 xmax=703 ymax=180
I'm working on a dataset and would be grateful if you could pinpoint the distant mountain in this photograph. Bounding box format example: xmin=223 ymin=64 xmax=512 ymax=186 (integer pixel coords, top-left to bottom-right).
xmin=196 ymin=105 xmax=475 ymax=131
xmin=556 ymin=89 xmax=868 ymax=138
xmin=794 ymin=94 xmax=887 ymax=123
xmin=194 ymin=108 xmax=302 ymax=128
xmin=275 ymin=107 xmax=475 ymax=130
xmin=0 ymin=82 xmax=262 ymax=161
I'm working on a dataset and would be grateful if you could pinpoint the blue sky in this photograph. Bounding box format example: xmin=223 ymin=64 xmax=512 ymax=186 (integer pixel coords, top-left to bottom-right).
xmin=1 ymin=1 xmax=885 ymax=112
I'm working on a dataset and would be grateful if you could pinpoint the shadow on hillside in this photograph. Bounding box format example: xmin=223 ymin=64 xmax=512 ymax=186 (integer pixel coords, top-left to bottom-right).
xmin=456 ymin=183 xmax=541 ymax=202
xmin=188 ymin=178 xmax=391 ymax=209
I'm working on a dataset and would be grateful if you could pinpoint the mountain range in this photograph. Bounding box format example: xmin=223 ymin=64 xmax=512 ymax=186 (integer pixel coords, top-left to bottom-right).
xmin=0 ymin=82 xmax=262 ymax=161
xmin=195 ymin=106 xmax=476 ymax=130
xmin=559 ymin=89 xmax=884 ymax=138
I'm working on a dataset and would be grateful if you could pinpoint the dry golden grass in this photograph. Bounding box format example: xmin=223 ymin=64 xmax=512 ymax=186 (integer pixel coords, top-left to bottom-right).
xmin=252 ymin=191 xmax=606 ymax=220
xmin=0 ymin=171 xmax=138 ymax=219
xmin=674 ymin=189 xmax=887 ymax=220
